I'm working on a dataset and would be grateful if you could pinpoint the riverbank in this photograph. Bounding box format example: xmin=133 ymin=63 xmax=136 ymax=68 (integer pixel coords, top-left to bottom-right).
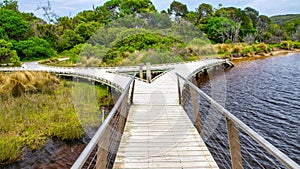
xmin=230 ymin=48 xmax=300 ymax=62
xmin=213 ymin=41 xmax=300 ymax=61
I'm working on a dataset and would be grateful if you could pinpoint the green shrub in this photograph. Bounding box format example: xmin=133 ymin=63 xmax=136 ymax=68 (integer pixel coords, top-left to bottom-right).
xmin=232 ymin=45 xmax=243 ymax=53
xmin=293 ymin=42 xmax=300 ymax=49
xmin=61 ymin=44 xmax=85 ymax=63
xmin=103 ymin=33 xmax=180 ymax=65
xmin=0 ymin=39 xmax=19 ymax=65
xmin=256 ymin=43 xmax=268 ymax=52
xmin=13 ymin=37 xmax=56 ymax=61
xmin=281 ymin=41 xmax=291 ymax=50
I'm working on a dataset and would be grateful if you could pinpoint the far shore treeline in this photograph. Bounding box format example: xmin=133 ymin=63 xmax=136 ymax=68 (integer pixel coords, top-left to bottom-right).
xmin=1 ymin=0 xmax=300 ymax=66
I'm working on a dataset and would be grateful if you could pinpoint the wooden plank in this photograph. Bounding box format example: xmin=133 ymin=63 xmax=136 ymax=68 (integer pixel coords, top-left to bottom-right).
xmin=113 ymin=67 xmax=219 ymax=169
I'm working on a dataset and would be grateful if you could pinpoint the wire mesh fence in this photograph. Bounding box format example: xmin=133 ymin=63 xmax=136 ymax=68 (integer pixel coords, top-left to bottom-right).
xmin=177 ymin=73 xmax=299 ymax=169
xmin=72 ymin=75 xmax=135 ymax=169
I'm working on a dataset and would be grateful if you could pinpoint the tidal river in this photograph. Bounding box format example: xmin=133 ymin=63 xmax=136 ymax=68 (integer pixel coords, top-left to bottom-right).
xmin=196 ymin=53 xmax=300 ymax=168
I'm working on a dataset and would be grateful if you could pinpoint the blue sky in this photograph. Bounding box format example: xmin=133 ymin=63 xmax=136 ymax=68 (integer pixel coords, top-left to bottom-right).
xmin=16 ymin=0 xmax=300 ymax=20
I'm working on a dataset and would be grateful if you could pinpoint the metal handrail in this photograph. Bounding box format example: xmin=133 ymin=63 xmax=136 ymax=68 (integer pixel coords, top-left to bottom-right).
xmin=176 ymin=73 xmax=300 ymax=169
xmin=71 ymin=74 xmax=136 ymax=169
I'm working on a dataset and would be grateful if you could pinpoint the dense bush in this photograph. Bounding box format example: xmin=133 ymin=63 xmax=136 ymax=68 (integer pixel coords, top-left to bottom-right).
xmin=0 ymin=9 xmax=30 ymax=40
xmin=0 ymin=39 xmax=19 ymax=64
xmin=103 ymin=33 xmax=180 ymax=65
xmin=13 ymin=37 xmax=56 ymax=60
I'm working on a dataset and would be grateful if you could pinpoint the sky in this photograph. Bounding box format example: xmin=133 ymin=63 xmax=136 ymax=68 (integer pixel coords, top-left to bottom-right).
xmin=15 ymin=0 xmax=300 ymax=20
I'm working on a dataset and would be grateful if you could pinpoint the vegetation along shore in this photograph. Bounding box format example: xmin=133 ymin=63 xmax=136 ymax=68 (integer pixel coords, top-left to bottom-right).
xmin=1 ymin=0 xmax=300 ymax=67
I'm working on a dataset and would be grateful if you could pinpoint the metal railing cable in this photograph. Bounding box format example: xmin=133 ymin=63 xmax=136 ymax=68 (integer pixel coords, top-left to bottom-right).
xmin=72 ymin=74 xmax=136 ymax=169
xmin=176 ymin=73 xmax=300 ymax=169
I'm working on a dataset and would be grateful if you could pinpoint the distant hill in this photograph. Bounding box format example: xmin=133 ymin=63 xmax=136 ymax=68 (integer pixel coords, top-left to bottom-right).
xmin=270 ymin=14 xmax=300 ymax=25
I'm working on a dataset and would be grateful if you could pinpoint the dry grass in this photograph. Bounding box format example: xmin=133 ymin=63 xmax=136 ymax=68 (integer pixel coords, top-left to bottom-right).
xmin=0 ymin=71 xmax=59 ymax=97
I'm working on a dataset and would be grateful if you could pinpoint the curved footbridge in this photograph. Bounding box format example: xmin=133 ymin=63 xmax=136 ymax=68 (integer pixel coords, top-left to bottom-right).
xmin=113 ymin=60 xmax=225 ymax=169
xmin=1 ymin=59 xmax=299 ymax=169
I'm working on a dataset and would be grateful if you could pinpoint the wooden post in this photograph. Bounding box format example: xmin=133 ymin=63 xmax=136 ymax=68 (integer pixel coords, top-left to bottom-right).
xmin=101 ymin=107 xmax=105 ymax=123
xmin=138 ymin=64 xmax=143 ymax=79
xmin=96 ymin=128 xmax=110 ymax=169
xmin=226 ymin=118 xmax=243 ymax=169
xmin=190 ymin=79 xmax=202 ymax=134
xmin=177 ymin=76 xmax=181 ymax=105
xmin=146 ymin=62 xmax=151 ymax=83
xmin=130 ymin=79 xmax=135 ymax=104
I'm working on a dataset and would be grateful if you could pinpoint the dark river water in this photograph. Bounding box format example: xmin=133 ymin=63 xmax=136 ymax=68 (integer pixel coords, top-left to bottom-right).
xmin=195 ymin=54 xmax=300 ymax=168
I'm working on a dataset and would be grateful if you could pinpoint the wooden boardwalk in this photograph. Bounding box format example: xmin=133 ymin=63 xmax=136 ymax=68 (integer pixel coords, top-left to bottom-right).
xmin=113 ymin=61 xmax=220 ymax=168
xmin=1 ymin=59 xmax=226 ymax=168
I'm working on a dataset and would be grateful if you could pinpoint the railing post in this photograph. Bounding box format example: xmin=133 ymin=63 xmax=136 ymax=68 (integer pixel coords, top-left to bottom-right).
xmin=96 ymin=128 xmax=110 ymax=169
xmin=138 ymin=64 xmax=143 ymax=79
xmin=226 ymin=118 xmax=243 ymax=169
xmin=130 ymin=79 xmax=135 ymax=105
xmin=190 ymin=78 xmax=202 ymax=134
xmin=177 ymin=75 xmax=181 ymax=105
xmin=146 ymin=62 xmax=151 ymax=83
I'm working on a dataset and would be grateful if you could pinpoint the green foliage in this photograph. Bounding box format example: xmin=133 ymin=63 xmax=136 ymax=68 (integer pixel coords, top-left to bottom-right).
xmin=57 ymin=29 xmax=84 ymax=52
xmin=0 ymin=0 xmax=298 ymax=64
xmin=9 ymin=51 xmax=20 ymax=66
xmin=122 ymin=49 xmax=183 ymax=66
xmin=0 ymin=9 xmax=30 ymax=40
xmin=119 ymin=0 xmax=156 ymax=16
xmin=281 ymin=41 xmax=292 ymax=50
xmin=13 ymin=37 xmax=56 ymax=60
xmin=0 ymin=39 xmax=18 ymax=64
xmin=103 ymin=33 xmax=180 ymax=65
xmin=205 ymin=17 xmax=235 ymax=43
xmin=61 ymin=44 xmax=86 ymax=63
xmin=75 ymin=22 xmax=103 ymax=40
xmin=168 ymin=1 xmax=188 ymax=17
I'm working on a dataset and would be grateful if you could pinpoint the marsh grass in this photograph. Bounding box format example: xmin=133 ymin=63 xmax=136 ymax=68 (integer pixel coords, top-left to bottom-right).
xmin=0 ymin=72 xmax=112 ymax=165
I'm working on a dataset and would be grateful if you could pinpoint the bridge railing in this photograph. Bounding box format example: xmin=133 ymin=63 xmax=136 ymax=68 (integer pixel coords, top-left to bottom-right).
xmin=176 ymin=73 xmax=299 ymax=169
xmin=72 ymin=75 xmax=136 ymax=169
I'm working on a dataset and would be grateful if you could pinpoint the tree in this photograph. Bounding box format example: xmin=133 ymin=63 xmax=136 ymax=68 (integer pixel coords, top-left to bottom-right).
xmin=186 ymin=3 xmax=213 ymax=27
xmin=75 ymin=21 xmax=102 ymax=40
xmin=94 ymin=0 xmax=156 ymax=22
xmin=119 ymin=0 xmax=156 ymax=16
xmin=0 ymin=0 xmax=18 ymax=11
xmin=282 ymin=20 xmax=300 ymax=40
xmin=57 ymin=16 xmax=74 ymax=35
xmin=244 ymin=7 xmax=259 ymax=26
xmin=256 ymin=15 xmax=271 ymax=41
xmin=57 ymin=29 xmax=84 ymax=52
xmin=216 ymin=7 xmax=255 ymax=42
xmin=205 ymin=17 xmax=235 ymax=43
xmin=197 ymin=3 xmax=213 ymax=19
xmin=168 ymin=1 xmax=188 ymax=18
xmin=36 ymin=0 xmax=59 ymax=23
xmin=0 ymin=9 xmax=30 ymax=40
xmin=268 ymin=23 xmax=284 ymax=43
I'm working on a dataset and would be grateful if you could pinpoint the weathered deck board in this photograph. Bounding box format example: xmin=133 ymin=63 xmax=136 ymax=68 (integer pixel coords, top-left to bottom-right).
xmin=114 ymin=62 xmax=220 ymax=169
